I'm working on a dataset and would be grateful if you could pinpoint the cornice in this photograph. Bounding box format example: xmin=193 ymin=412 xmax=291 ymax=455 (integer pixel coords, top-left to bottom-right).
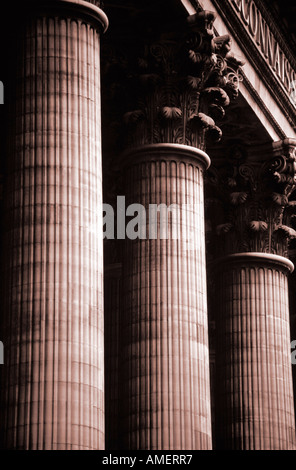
xmin=240 ymin=70 xmax=287 ymax=140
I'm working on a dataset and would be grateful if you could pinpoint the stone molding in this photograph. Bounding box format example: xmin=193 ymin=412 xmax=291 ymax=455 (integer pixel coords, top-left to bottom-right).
xmin=214 ymin=251 xmax=294 ymax=273
xmin=119 ymin=143 xmax=211 ymax=169
xmin=17 ymin=0 xmax=109 ymax=33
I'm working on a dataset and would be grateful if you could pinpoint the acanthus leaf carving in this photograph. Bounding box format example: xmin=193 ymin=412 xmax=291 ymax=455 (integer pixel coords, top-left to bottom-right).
xmin=206 ymin=142 xmax=296 ymax=258
xmin=161 ymin=106 xmax=182 ymax=120
xmin=102 ymin=11 xmax=243 ymax=152
xmin=248 ymin=221 xmax=268 ymax=232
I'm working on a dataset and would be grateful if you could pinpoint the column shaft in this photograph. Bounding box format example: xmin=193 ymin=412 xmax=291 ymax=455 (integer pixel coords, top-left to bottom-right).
xmin=121 ymin=144 xmax=212 ymax=450
xmin=1 ymin=5 xmax=106 ymax=450
xmin=215 ymin=254 xmax=296 ymax=449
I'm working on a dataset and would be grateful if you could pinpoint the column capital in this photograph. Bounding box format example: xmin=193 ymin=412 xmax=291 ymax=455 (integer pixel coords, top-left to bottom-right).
xmin=102 ymin=11 xmax=243 ymax=154
xmin=206 ymin=139 xmax=296 ymax=258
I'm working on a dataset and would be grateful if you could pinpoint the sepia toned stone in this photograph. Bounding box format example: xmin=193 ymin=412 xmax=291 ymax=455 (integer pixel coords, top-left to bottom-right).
xmin=215 ymin=253 xmax=296 ymax=450
xmin=1 ymin=0 xmax=296 ymax=452
xmin=0 ymin=0 xmax=108 ymax=450
xmin=120 ymin=144 xmax=212 ymax=450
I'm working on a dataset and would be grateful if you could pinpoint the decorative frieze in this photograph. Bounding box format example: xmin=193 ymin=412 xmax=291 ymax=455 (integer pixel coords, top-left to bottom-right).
xmin=229 ymin=0 xmax=296 ymax=95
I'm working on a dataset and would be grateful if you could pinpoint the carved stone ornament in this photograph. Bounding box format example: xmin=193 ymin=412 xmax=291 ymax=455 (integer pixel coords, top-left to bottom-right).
xmin=102 ymin=11 xmax=243 ymax=152
xmin=206 ymin=141 xmax=296 ymax=258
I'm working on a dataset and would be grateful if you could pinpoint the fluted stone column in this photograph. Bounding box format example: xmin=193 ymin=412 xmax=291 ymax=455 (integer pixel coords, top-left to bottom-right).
xmin=102 ymin=10 xmax=243 ymax=450
xmin=208 ymin=141 xmax=296 ymax=449
xmin=0 ymin=0 xmax=108 ymax=450
xmin=121 ymin=144 xmax=211 ymax=449
xmin=215 ymin=253 xmax=296 ymax=450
